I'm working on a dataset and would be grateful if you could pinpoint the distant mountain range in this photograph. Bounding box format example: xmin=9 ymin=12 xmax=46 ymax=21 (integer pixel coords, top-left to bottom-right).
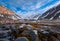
xmin=23 ymin=13 xmax=41 ymax=20
xmin=38 ymin=4 xmax=60 ymax=20
xmin=29 ymin=13 xmax=41 ymax=20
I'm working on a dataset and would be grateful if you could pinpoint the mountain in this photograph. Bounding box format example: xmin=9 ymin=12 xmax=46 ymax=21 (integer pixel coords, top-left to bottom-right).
xmin=23 ymin=13 xmax=41 ymax=20
xmin=30 ymin=13 xmax=41 ymax=20
xmin=38 ymin=4 xmax=60 ymax=20
xmin=0 ymin=5 xmax=21 ymax=20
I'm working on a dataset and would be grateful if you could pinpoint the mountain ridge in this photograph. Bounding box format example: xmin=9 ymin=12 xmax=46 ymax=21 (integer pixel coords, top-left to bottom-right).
xmin=38 ymin=4 xmax=60 ymax=20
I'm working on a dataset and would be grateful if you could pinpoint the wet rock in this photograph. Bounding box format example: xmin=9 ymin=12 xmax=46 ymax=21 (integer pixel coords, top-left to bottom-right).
xmin=15 ymin=37 xmax=28 ymax=41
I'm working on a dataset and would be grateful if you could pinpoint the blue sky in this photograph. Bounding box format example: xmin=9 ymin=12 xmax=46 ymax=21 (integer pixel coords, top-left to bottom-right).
xmin=0 ymin=0 xmax=60 ymax=18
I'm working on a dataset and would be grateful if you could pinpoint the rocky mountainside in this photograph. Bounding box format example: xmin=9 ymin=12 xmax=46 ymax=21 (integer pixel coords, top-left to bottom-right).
xmin=0 ymin=5 xmax=15 ymax=15
xmin=0 ymin=5 xmax=21 ymax=20
xmin=38 ymin=4 xmax=60 ymax=20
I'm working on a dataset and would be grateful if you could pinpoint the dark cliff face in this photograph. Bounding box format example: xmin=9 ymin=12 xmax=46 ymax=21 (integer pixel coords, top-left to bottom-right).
xmin=38 ymin=4 xmax=60 ymax=20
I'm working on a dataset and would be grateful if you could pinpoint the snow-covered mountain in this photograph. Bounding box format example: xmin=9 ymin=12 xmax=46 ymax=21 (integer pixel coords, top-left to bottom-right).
xmin=38 ymin=4 xmax=60 ymax=20
xmin=29 ymin=13 xmax=41 ymax=20
xmin=21 ymin=13 xmax=41 ymax=20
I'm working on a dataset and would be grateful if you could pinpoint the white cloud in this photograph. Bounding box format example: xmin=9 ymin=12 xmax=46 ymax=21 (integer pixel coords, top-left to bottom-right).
xmin=16 ymin=1 xmax=60 ymax=19
xmin=41 ymin=1 xmax=60 ymax=13
xmin=35 ymin=0 xmax=51 ymax=8
xmin=35 ymin=3 xmax=41 ymax=8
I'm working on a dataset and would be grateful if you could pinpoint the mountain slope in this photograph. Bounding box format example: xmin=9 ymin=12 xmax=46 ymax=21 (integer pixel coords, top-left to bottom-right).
xmin=38 ymin=4 xmax=60 ymax=20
